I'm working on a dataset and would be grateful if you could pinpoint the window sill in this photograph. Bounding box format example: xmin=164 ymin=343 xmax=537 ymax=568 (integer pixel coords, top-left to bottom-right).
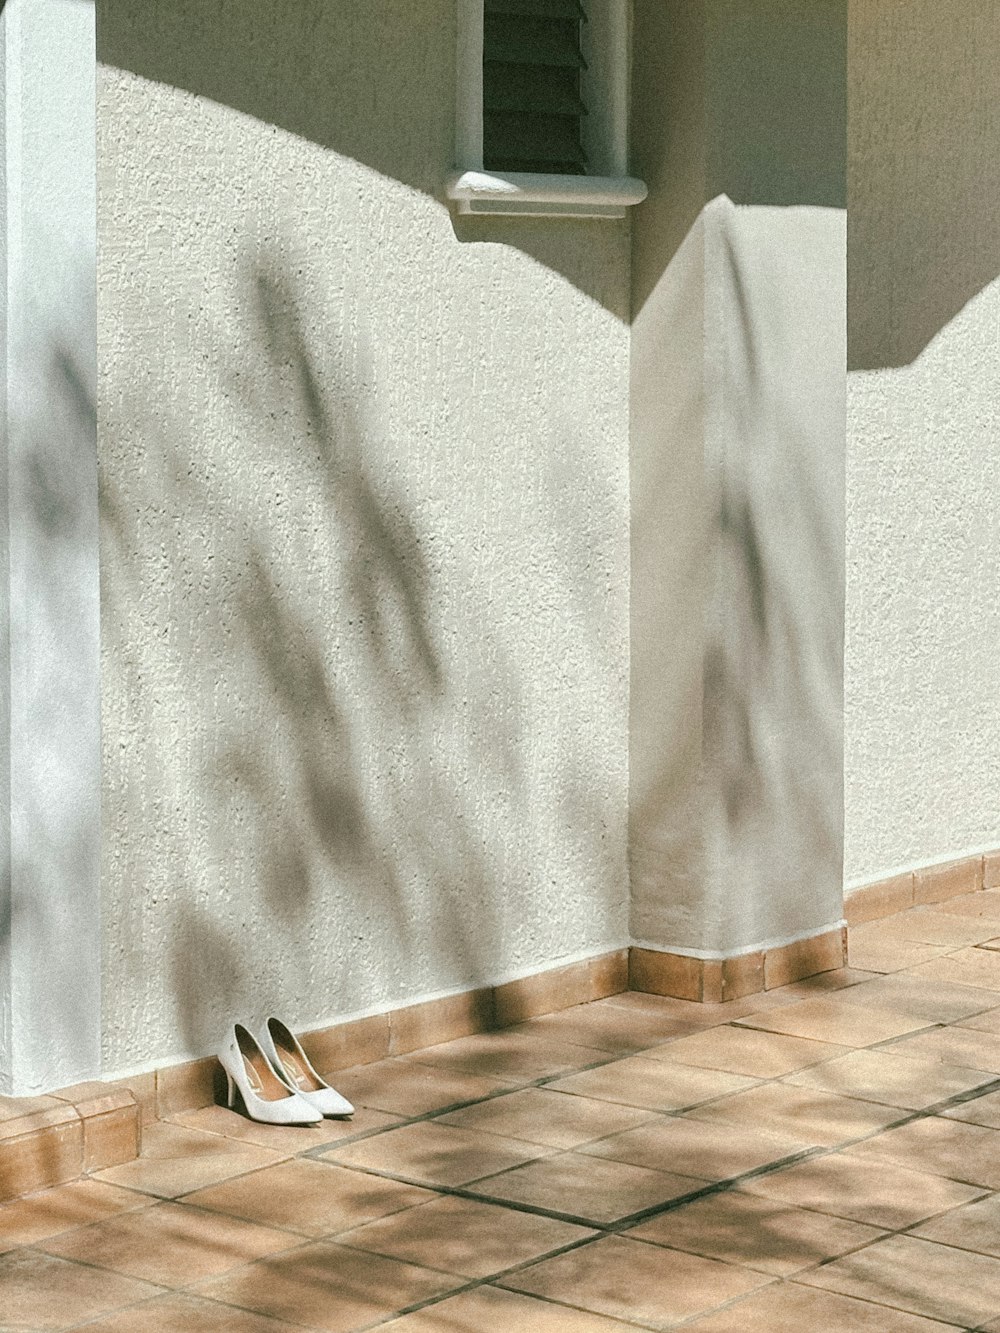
xmin=446 ymin=170 xmax=647 ymax=219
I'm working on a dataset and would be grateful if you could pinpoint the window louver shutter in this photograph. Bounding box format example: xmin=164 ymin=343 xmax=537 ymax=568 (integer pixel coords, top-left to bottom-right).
xmin=483 ymin=0 xmax=588 ymax=176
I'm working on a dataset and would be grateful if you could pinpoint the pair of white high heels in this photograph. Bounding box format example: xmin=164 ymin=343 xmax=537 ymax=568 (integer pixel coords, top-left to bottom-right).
xmin=219 ymin=1018 xmax=354 ymax=1126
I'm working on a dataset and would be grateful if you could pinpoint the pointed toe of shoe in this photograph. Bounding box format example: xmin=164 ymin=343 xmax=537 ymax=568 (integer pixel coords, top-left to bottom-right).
xmin=276 ymin=1095 xmax=324 ymax=1126
xmin=303 ymin=1086 xmax=355 ymax=1118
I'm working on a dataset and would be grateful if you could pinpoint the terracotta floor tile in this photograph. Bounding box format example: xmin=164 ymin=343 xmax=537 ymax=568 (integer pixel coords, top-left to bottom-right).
xmin=908 ymin=948 xmax=1000 ymax=991
xmin=39 ymin=1199 xmax=296 ymax=1287
xmin=93 ymin=1123 xmax=283 ymax=1199
xmin=683 ymin=1281 xmax=957 ymax=1331
xmin=401 ymin=1033 xmax=609 ymax=1080
xmin=0 ymin=1179 xmax=147 ymax=1253
xmin=831 ymin=972 xmax=997 ymax=1023
xmin=935 ymin=889 xmax=1000 ymax=920
xmin=736 ymin=997 xmax=933 ymax=1047
xmin=182 ymin=1157 xmax=434 ymax=1237
xmin=581 ymin=1116 xmax=810 ymax=1181
xmin=940 ymin=1087 xmax=1000 ymax=1128
xmin=601 ymin=991 xmax=733 ymax=1023
xmin=0 ymin=1248 xmax=162 ymax=1328
xmin=785 ymin=1047 xmax=994 ymax=1110
xmin=504 ymin=1003 xmax=700 ymax=1054
xmin=642 ymin=1025 xmax=848 ymax=1077
xmin=0 ymin=1094 xmax=68 ymax=1125
xmin=500 ymin=1233 xmax=768 ymax=1325
xmin=890 ymin=908 xmax=1000 ymax=947
xmin=547 ymin=1055 xmax=758 ymax=1111
xmin=380 ymin=1283 xmax=645 ymax=1331
xmin=911 ymin=1191 xmax=1000 ymax=1256
xmin=320 ymin=1121 xmax=550 ymax=1187
xmin=799 ymin=1232 xmax=1000 ymax=1326
xmin=170 ymin=1101 xmax=402 ymax=1151
xmin=437 ymin=1086 xmax=659 ymax=1148
xmin=629 ymin=1189 xmax=884 ymax=1276
xmin=773 ymin=967 xmax=881 ymax=998
xmin=741 ymin=1150 xmax=984 ymax=1227
xmin=886 ymin=1024 xmax=1000 ymax=1074
xmin=329 ymin=1058 xmax=514 ymax=1117
xmin=72 ymin=1292 xmax=310 ymax=1332
xmin=476 ymin=1149 xmax=707 ymax=1223
xmin=337 ymin=1192 xmax=595 ymax=1277
xmin=956 ymin=1004 xmax=1000 ymax=1033
xmin=845 ymin=1115 xmax=1000 ymax=1188
xmin=847 ymin=931 xmax=947 ymax=973
xmin=195 ymin=1239 xmax=461 ymax=1331
xmin=685 ymin=1080 xmax=902 ymax=1145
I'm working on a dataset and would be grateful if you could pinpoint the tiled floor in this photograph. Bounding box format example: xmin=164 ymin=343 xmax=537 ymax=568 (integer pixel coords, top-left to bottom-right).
xmin=5 ymin=891 xmax=1000 ymax=1330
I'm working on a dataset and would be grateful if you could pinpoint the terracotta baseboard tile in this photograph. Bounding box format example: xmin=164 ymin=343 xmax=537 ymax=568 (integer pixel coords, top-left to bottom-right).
xmin=0 ymin=1116 xmax=83 ymax=1203
xmin=47 ymin=1082 xmax=141 ymax=1173
xmin=721 ymin=951 xmax=766 ymax=1001
xmin=764 ymin=928 xmax=845 ymax=989
xmin=493 ymin=951 xmax=626 ymax=1027
xmin=389 ymin=989 xmax=494 ymax=1056
xmin=299 ymin=1012 xmax=391 ymax=1076
xmin=845 ymin=872 xmax=914 ymax=925
xmin=984 ymin=851 xmax=1000 ymax=890
xmin=630 ymin=931 xmax=842 ymax=1004
xmin=82 ymin=1106 xmax=141 ymax=1173
xmin=914 ymin=855 xmax=984 ymax=905
xmin=628 ymin=948 xmax=702 ymax=1001
xmin=701 ymin=960 xmax=724 ymax=1003
xmin=388 ymin=949 xmax=630 ymax=1051
xmin=590 ymin=948 xmax=630 ymax=998
xmin=155 ymin=1056 xmax=220 ymax=1120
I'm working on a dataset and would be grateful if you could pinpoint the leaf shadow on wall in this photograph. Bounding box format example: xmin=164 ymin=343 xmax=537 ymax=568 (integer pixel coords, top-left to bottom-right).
xmin=95 ymin=0 xmax=626 ymax=319
xmin=0 ymin=325 xmax=97 ymax=1186
xmin=100 ymin=257 xmax=547 ymax=1063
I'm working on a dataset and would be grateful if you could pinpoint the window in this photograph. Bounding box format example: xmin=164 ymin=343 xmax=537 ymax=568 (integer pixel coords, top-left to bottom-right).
xmin=448 ymin=0 xmax=646 ymax=218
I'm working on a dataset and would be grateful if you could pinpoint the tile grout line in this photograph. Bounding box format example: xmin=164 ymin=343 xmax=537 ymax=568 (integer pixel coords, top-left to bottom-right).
xmin=296 ymin=1071 xmax=1000 ymax=1253
xmin=336 ymin=1068 xmax=1000 ymax=1331
xmin=50 ymin=982 xmax=1000 ymax=1330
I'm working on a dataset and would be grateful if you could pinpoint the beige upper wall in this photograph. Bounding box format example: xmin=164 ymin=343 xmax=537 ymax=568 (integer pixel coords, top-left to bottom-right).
xmin=845 ymin=0 xmax=1000 ymax=885
xmin=96 ymin=1 xmax=630 ymax=1073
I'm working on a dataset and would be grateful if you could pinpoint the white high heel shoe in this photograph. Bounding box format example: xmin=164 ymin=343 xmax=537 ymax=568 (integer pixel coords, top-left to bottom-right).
xmin=259 ymin=1017 xmax=355 ymax=1118
xmin=218 ymin=1024 xmax=322 ymax=1126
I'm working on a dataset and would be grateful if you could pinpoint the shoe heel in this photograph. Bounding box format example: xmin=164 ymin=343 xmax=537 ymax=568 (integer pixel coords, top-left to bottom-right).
xmin=225 ymin=1071 xmax=236 ymax=1109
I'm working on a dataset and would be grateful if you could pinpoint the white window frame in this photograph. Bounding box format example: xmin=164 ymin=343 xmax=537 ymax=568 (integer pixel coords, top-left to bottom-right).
xmin=447 ymin=0 xmax=646 ymax=218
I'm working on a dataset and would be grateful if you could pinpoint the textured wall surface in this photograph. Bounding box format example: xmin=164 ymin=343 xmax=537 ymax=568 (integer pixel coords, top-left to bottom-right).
xmin=97 ymin=1 xmax=629 ymax=1073
xmin=629 ymin=0 xmax=846 ymax=958
xmin=630 ymin=198 xmax=845 ymax=957
xmin=846 ymin=1 xmax=1000 ymax=886
xmin=0 ymin=0 xmax=101 ymax=1096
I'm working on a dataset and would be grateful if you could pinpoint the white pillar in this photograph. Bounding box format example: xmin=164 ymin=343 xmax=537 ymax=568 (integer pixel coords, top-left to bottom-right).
xmin=629 ymin=0 xmax=847 ymax=964
xmin=0 ymin=0 xmax=100 ymax=1095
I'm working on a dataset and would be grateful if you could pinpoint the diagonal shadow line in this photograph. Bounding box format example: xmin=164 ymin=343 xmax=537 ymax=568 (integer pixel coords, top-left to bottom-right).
xmin=297 ymin=1071 xmax=1000 ymax=1329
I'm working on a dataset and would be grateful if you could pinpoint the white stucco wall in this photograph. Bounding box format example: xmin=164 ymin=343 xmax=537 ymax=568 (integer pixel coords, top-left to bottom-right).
xmin=630 ymin=198 xmax=845 ymax=957
xmin=97 ymin=3 xmax=630 ymax=1074
xmin=629 ymin=0 xmax=846 ymax=959
xmin=845 ymin=0 xmax=1000 ymax=887
xmin=0 ymin=0 xmax=101 ymax=1096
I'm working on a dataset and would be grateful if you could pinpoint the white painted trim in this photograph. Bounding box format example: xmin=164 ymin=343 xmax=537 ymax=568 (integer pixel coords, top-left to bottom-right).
xmin=630 ymin=921 xmax=847 ymax=963
xmin=455 ymin=0 xmax=483 ymax=169
xmin=845 ymin=845 xmax=1000 ymax=895
xmin=452 ymin=0 xmax=645 ymax=216
xmin=447 ymin=169 xmax=646 ymax=217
